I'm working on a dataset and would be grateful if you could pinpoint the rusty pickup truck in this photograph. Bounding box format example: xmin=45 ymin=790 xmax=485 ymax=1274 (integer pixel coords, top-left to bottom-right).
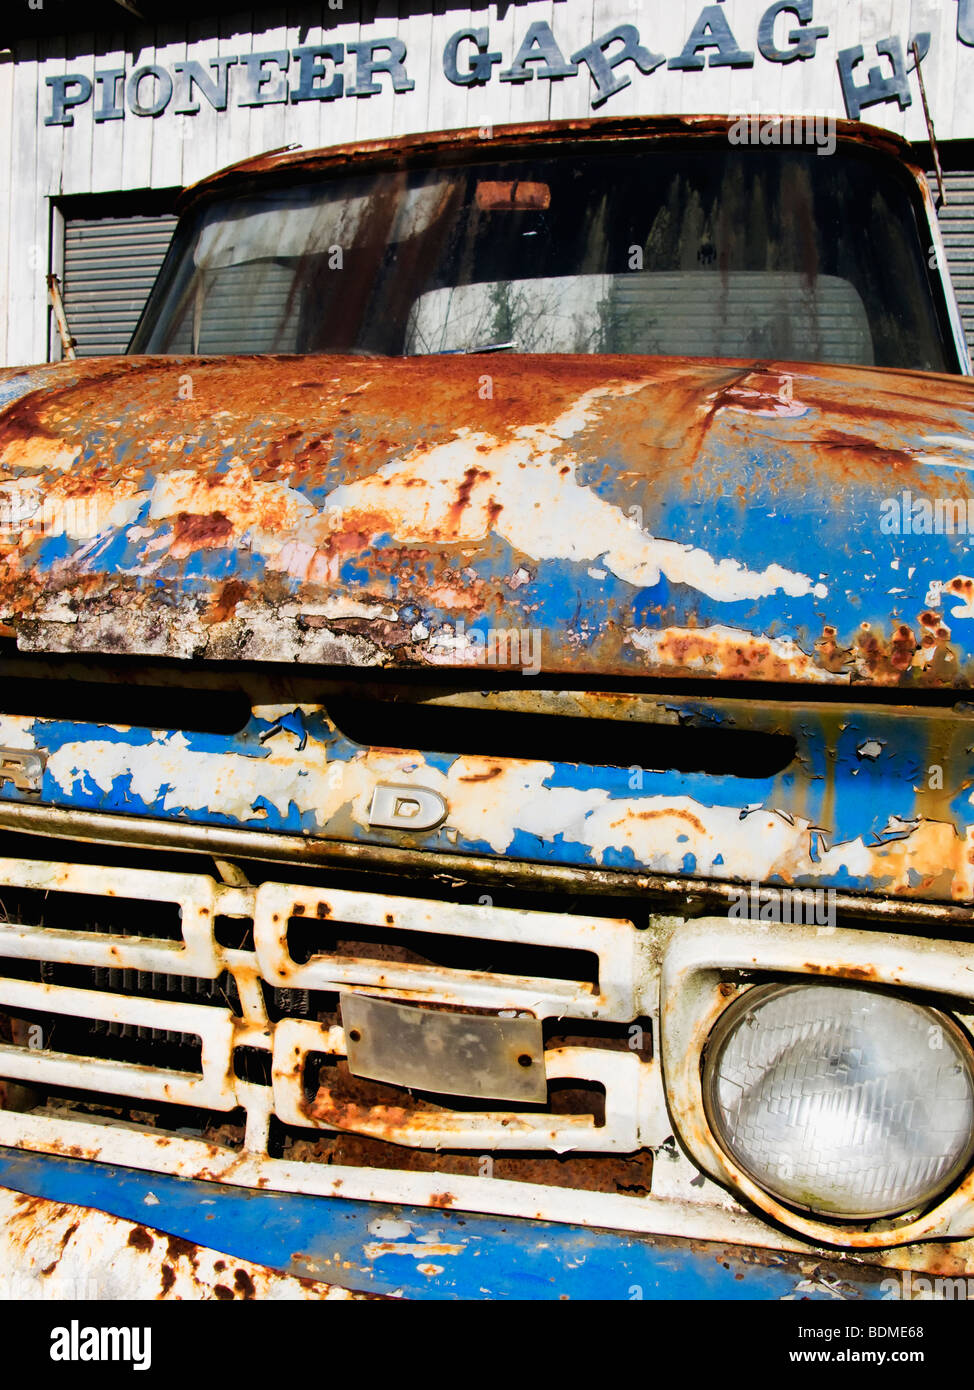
xmin=0 ymin=114 xmax=972 ymax=1300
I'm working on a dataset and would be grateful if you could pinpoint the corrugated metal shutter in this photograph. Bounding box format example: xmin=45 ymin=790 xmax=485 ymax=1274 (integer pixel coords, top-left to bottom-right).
xmin=62 ymin=213 xmax=177 ymax=357
xmin=162 ymin=261 xmax=301 ymax=355
xmin=932 ymin=169 xmax=974 ymax=358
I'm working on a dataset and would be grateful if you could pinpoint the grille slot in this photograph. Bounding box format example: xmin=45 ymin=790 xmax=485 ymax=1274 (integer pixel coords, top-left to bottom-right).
xmin=258 ymin=881 xmax=635 ymax=1018
xmin=0 ymin=676 xmax=250 ymax=736
xmin=2 ymin=1002 xmax=202 ymax=1070
xmin=0 ymin=954 xmax=241 ymax=1028
xmin=287 ymin=916 xmax=600 ymax=986
xmin=325 ymin=695 xmax=797 ymax=778
xmin=0 ymin=884 xmax=182 ymax=941
xmin=273 ymin=1120 xmax=653 ymax=1195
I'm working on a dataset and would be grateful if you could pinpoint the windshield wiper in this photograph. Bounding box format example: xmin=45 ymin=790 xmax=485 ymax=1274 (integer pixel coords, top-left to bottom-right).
xmin=437 ymin=341 xmax=516 ymax=355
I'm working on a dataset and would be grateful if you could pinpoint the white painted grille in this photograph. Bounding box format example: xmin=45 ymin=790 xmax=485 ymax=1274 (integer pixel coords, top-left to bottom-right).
xmin=0 ymin=854 xmax=663 ymax=1162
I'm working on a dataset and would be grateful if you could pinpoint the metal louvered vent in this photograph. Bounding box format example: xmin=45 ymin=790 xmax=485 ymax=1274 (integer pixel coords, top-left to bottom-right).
xmin=62 ymin=213 xmax=178 ymax=357
xmin=162 ymin=261 xmax=301 ymax=355
xmin=933 ymin=168 xmax=974 ymax=358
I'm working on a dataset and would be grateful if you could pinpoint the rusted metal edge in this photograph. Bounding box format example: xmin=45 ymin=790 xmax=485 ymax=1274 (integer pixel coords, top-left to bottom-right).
xmin=180 ymin=114 xmax=917 ymax=212
xmin=5 ymin=653 xmax=974 ymax=713
xmin=0 ymin=800 xmax=970 ymax=930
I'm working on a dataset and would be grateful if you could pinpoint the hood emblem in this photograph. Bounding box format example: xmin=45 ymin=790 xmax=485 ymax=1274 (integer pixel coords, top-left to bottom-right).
xmin=367 ymin=784 xmax=447 ymax=832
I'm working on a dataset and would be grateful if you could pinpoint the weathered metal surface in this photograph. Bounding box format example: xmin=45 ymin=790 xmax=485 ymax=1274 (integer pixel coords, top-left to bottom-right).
xmin=2 ymin=352 xmax=974 ymax=686
xmin=297 ymin=1044 xmax=646 ymax=1152
xmin=0 ymin=1149 xmax=909 ymax=1302
xmin=0 ymin=1184 xmax=366 ymax=1300
xmin=7 ymin=1080 xmax=974 ymax=1279
xmin=0 ymin=114 xmax=971 ymax=1286
xmin=0 ymin=850 xmax=663 ymax=1157
xmin=0 ymin=842 xmax=973 ymax=1263
xmin=0 ymin=676 xmax=968 ymax=901
xmin=255 ymin=877 xmax=641 ymax=1018
xmin=2 ymin=796 xmax=974 ymax=931
xmin=0 ymin=121 xmax=967 ymax=904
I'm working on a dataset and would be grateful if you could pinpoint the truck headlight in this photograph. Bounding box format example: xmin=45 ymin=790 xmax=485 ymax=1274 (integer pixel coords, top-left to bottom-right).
xmin=702 ymin=983 xmax=974 ymax=1220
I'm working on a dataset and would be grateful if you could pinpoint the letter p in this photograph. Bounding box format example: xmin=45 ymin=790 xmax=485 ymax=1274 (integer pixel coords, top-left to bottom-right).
xmin=46 ymin=74 xmax=93 ymax=126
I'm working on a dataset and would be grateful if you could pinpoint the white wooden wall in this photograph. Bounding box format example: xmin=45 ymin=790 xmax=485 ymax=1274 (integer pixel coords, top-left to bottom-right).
xmin=1 ymin=0 xmax=971 ymax=367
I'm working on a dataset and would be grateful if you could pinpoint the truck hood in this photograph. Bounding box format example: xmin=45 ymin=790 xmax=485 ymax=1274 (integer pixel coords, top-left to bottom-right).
xmin=2 ymin=352 xmax=974 ymax=685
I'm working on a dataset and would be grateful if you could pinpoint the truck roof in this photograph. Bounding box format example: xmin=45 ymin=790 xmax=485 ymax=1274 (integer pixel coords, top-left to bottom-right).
xmin=178 ymin=113 xmax=922 ymax=211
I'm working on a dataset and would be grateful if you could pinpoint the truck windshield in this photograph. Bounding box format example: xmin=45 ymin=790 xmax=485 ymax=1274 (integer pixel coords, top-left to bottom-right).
xmin=130 ymin=143 xmax=959 ymax=373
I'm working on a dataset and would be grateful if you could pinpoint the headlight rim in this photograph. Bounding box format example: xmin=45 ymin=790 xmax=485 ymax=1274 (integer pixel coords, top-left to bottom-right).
xmin=659 ymin=917 xmax=974 ymax=1249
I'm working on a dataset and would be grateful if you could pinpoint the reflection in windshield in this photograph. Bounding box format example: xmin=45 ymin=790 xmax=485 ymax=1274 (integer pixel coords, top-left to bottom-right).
xmin=131 ymin=145 xmax=959 ymax=373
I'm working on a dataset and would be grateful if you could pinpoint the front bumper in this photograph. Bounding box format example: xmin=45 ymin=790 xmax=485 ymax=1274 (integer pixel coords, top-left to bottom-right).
xmin=0 ymin=1149 xmax=904 ymax=1301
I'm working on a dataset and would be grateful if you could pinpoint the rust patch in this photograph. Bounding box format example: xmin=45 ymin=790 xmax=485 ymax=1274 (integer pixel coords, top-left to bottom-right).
xmin=170 ymin=510 xmax=234 ymax=559
xmin=180 ymin=115 xmax=916 ymax=213
xmin=127 ymin=1226 xmax=154 ymax=1253
xmin=59 ymin=1220 xmax=79 ymax=1249
xmin=803 ymin=962 xmax=878 ymax=981
xmin=165 ymin=1233 xmax=198 ymax=1264
xmin=640 ymin=627 xmax=831 ymax=684
xmin=292 ymin=1056 xmax=651 ymax=1194
xmin=309 ymin=1088 xmax=409 ymax=1131
xmin=447 ymin=466 xmax=492 ymax=530
xmin=284 ymin=1124 xmax=654 ymax=1197
xmin=618 ymin=807 xmax=708 ymax=835
xmin=208 ymin=578 xmax=250 ymax=626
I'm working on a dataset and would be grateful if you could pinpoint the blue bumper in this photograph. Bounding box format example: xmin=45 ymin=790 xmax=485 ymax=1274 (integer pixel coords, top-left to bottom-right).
xmin=0 ymin=1147 xmax=896 ymax=1300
